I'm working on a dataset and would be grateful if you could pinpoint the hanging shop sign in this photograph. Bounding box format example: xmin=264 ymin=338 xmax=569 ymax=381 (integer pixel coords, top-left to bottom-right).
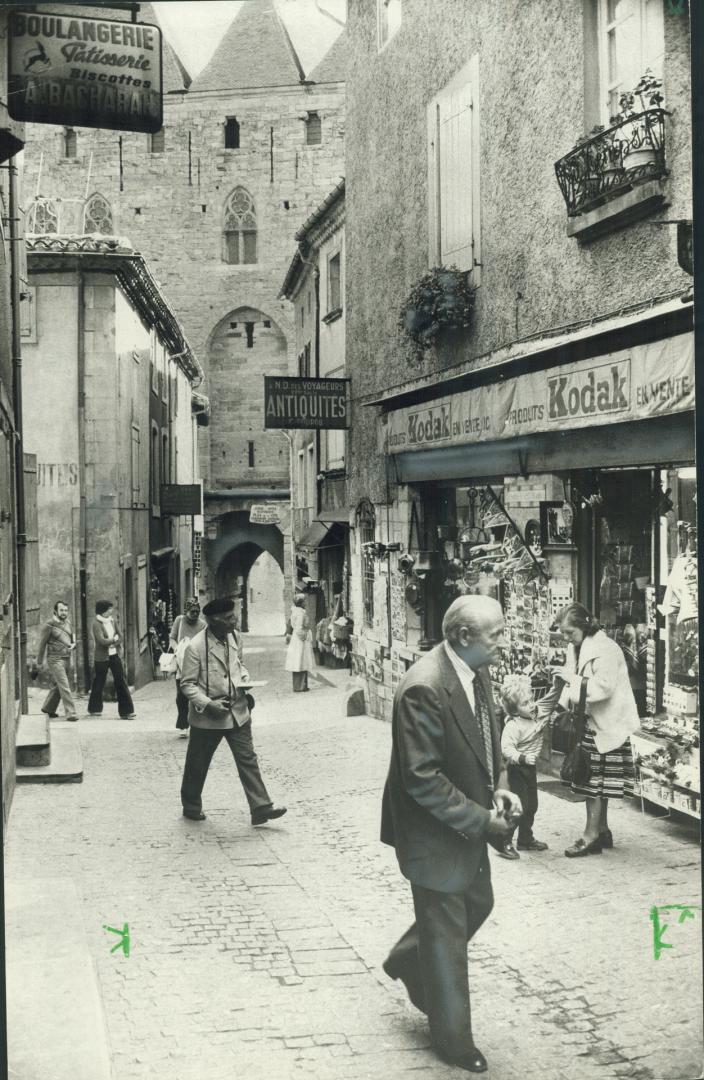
xmin=386 ymin=334 xmax=694 ymax=453
xmin=8 ymin=11 xmax=163 ymax=133
xmin=249 ymin=503 xmax=282 ymax=526
xmin=264 ymin=376 xmax=350 ymax=430
xmin=160 ymin=484 xmax=202 ymax=516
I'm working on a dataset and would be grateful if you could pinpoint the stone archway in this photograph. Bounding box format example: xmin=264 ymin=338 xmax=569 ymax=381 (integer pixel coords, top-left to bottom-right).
xmin=212 ymin=512 xmax=286 ymax=633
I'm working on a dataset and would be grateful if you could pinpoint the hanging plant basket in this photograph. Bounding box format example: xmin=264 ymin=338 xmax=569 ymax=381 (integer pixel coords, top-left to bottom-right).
xmin=399 ymin=266 xmax=476 ymax=350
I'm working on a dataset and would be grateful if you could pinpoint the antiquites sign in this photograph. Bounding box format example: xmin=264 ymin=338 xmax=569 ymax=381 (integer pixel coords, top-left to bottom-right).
xmin=264 ymin=377 xmax=350 ymax=430
xmin=386 ymin=334 xmax=694 ymax=453
xmin=8 ymin=11 xmax=163 ymax=132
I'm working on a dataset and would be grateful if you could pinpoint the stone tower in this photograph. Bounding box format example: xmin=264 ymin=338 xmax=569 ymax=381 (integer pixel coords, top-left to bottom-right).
xmin=21 ymin=0 xmax=345 ymax=629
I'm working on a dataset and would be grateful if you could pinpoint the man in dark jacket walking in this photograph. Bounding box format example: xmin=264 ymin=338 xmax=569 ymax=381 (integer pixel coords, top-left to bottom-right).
xmin=381 ymin=595 xmax=521 ymax=1073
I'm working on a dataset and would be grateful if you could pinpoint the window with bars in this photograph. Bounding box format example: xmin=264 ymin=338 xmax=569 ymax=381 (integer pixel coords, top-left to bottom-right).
xmin=305 ymin=111 xmax=322 ymax=145
xmin=223 ymin=187 xmax=257 ymax=264
xmin=357 ymin=501 xmax=376 ymax=627
xmin=84 ymin=192 xmax=113 ymax=234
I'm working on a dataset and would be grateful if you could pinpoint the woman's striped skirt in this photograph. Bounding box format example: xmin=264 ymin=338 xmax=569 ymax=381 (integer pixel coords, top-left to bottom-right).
xmin=571 ymin=727 xmax=635 ymax=799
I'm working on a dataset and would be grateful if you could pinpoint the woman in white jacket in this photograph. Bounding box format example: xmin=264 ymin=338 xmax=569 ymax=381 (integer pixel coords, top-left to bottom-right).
xmin=285 ymin=595 xmax=315 ymax=692
xmin=553 ymin=602 xmax=639 ymax=858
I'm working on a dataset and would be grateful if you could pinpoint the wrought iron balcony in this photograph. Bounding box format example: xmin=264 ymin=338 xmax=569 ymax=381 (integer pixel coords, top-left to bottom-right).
xmin=554 ymin=109 xmax=668 ymax=217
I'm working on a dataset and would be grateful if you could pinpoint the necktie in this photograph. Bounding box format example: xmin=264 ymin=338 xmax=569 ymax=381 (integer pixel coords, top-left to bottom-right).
xmin=473 ymin=676 xmax=495 ymax=787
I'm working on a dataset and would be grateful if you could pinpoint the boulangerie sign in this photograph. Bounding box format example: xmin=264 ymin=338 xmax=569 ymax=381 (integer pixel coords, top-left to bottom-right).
xmin=8 ymin=10 xmax=163 ymax=132
xmin=386 ymin=333 xmax=694 ymax=453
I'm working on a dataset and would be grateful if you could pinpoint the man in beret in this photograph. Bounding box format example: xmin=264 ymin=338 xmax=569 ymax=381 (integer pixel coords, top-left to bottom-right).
xmin=179 ymin=596 xmax=287 ymax=826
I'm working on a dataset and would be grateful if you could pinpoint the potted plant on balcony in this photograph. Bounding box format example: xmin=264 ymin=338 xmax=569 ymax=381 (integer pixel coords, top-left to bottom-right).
xmin=610 ymin=71 xmax=664 ymax=175
xmin=399 ymin=266 xmax=476 ymax=350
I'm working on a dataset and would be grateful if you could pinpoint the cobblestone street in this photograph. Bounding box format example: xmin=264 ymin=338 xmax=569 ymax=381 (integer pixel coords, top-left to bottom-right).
xmin=4 ymin=637 xmax=703 ymax=1080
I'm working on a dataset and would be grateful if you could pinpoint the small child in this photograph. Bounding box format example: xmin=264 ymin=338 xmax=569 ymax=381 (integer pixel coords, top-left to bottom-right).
xmin=498 ymin=675 xmax=558 ymax=860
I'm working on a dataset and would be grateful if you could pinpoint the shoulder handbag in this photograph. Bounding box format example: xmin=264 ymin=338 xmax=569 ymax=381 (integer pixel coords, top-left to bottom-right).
xmin=560 ymin=676 xmax=591 ymax=787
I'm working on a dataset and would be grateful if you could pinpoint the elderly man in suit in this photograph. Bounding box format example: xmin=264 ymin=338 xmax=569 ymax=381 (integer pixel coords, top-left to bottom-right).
xmin=381 ymin=595 xmax=522 ymax=1074
xmin=179 ymin=597 xmax=287 ymax=826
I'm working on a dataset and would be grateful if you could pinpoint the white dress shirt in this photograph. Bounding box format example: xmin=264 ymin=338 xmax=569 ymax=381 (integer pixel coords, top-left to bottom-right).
xmin=444 ymin=640 xmax=476 ymax=712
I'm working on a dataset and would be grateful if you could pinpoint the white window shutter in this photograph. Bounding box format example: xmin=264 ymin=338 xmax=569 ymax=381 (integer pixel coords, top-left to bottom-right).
xmin=438 ymin=81 xmax=473 ymax=272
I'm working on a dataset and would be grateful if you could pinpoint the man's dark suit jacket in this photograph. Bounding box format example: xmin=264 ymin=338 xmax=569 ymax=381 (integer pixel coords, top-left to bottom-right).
xmin=381 ymin=642 xmax=503 ymax=894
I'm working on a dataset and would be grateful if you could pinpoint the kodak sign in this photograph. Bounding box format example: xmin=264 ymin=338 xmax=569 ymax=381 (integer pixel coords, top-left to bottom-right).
xmin=547 ymin=360 xmax=630 ymax=421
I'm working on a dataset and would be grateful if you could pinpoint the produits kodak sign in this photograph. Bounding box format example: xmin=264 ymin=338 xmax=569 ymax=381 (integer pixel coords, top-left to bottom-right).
xmin=546 ymin=360 xmax=630 ymax=421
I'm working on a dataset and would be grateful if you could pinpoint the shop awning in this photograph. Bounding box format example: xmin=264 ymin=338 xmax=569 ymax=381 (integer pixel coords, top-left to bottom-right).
xmin=391 ymin=413 xmax=695 ymax=483
xmin=315 ymin=509 xmax=349 ymax=524
xmin=298 ymin=519 xmax=347 ymax=550
xmin=151 ymin=547 xmax=175 ymax=559
xmin=298 ymin=521 xmax=332 ymax=550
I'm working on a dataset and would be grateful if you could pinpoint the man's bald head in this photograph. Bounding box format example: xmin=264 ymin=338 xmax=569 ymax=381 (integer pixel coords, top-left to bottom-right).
xmin=442 ymin=595 xmax=505 ymax=670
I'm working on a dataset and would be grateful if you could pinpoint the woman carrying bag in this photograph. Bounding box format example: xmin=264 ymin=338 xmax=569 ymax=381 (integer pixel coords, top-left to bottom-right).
xmin=552 ymin=602 xmax=639 ymax=858
xmin=285 ymin=595 xmax=315 ymax=692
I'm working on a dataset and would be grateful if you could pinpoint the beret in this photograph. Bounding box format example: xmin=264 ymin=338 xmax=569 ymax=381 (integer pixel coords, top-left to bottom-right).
xmin=202 ymin=597 xmax=236 ymax=617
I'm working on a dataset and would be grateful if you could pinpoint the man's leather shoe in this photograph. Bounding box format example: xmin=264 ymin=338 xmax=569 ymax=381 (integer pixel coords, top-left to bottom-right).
xmin=183 ymin=809 xmax=206 ymax=821
xmin=497 ymin=843 xmax=520 ymax=860
xmin=382 ymin=957 xmax=427 ymax=1014
xmin=517 ymin=838 xmax=548 ymax=851
xmin=440 ymin=1046 xmax=488 ymax=1073
xmin=251 ymin=805 xmax=287 ymax=826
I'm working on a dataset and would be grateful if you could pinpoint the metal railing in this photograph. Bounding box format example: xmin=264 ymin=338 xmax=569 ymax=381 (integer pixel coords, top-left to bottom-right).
xmin=554 ymin=109 xmax=668 ymax=217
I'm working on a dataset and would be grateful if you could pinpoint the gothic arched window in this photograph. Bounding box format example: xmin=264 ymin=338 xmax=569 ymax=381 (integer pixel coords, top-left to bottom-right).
xmin=30 ymin=198 xmax=58 ymax=235
xmin=223 ymin=187 xmax=257 ymax=265
xmin=84 ymin=193 xmax=113 ymax=235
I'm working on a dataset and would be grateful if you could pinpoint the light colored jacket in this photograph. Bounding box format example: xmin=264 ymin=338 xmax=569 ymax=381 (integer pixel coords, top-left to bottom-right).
xmin=179 ymin=627 xmax=252 ymax=729
xmin=563 ymin=629 xmax=639 ymax=754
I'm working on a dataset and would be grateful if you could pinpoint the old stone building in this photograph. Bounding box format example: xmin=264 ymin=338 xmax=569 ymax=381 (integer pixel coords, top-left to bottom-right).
xmin=345 ymin=0 xmax=695 ymax=755
xmin=280 ymin=179 xmax=349 ymax=654
xmin=22 ymin=234 xmax=202 ymax=692
xmin=20 ymin=0 xmax=345 ymax=632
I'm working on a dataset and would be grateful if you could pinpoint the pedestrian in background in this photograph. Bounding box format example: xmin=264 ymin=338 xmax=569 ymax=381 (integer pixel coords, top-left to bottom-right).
xmin=552 ymin=602 xmax=638 ymax=858
xmin=87 ymin=600 xmax=137 ymax=720
xmin=381 ymin=595 xmax=521 ymax=1074
xmin=179 ymin=596 xmax=287 ymax=826
xmin=169 ymin=598 xmax=206 ymax=737
xmin=36 ymin=600 xmax=78 ymax=722
xmin=285 ymin=594 xmax=315 ymax=692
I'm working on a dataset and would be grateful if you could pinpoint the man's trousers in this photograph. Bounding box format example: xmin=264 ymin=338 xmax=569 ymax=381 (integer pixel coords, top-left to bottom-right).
xmin=42 ymin=657 xmax=77 ymax=718
xmin=386 ymin=849 xmax=494 ymax=1059
xmin=180 ymin=723 xmax=272 ymax=816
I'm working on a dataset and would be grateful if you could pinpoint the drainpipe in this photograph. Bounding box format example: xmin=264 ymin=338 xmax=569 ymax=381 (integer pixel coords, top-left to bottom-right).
xmin=77 ymin=270 xmax=90 ymax=688
xmin=9 ymin=156 xmax=27 ymax=713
